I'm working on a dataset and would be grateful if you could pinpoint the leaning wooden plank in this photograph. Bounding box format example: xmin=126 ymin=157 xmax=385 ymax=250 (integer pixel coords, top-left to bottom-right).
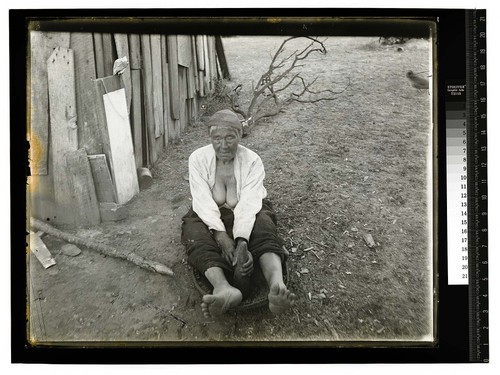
xmin=71 ymin=32 xmax=103 ymax=155
xmin=113 ymin=33 xmax=132 ymax=114
xmin=160 ymin=35 xmax=172 ymax=145
xmin=88 ymin=154 xmax=116 ymax=203
xmin=130 ymin=69 xmax=143 ymax=168
xmin=47 ymin=46 xmax=78 ymax=225
xmin=102 ymin=33 xmax=115 ymax=77
xmin=93 ymin=33 xmax=106 ymax=78
xmin=196 ymin=35 xmax=205 ymax=71
xmin=128 ymin=34 xmax=142 ymax=69
xmin=103 ymin=88 xmax=140 ymax=204
xmin=177 ymin=35 xmax=191 ymax=68
xmin=93 ymin=74 xmax=121 ymax=180
xmin=215 ymin=35 xmax=231 ymax=80
xmin=167 ymin=35 xmax=180 ymax=120
xmin=29 ymin=31 xmax=70 ymax=175
xmin=31 ymin=218 xmax=174 ymax=276
xmin=65 ymin=149 xmax=101 ymax=226
xmin=150 ymin=34 xmax=164 ymax=138
xmin=140 ymin=34 xmax=157 ymax=165
xmin=29 ymin=231 xmax=56 ymax=269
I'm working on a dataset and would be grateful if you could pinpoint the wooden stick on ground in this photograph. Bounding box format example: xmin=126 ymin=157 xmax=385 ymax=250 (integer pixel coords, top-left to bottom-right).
xmin=30 ymin=217 xmax=174 ymax=277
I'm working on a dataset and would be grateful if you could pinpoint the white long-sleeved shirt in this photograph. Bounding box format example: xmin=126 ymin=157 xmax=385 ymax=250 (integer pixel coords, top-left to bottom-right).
xmin=188 ymin=144 xmax=267 ymax=241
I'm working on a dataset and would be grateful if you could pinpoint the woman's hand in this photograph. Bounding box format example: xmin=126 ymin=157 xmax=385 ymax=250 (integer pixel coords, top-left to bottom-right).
xmin=213 ymin=231 xmax=236 ymax=265
xmin=235 ymin=240 xmax=253 ymax=277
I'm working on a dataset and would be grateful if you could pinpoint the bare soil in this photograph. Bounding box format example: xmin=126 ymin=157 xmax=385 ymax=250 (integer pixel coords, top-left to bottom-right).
xmin=29 ymin=36 xmax=433 ymax=343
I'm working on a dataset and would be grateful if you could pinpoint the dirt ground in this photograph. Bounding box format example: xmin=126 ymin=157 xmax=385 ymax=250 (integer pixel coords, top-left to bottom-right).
xmin=29 ymin=36 xmax=434 ymax=343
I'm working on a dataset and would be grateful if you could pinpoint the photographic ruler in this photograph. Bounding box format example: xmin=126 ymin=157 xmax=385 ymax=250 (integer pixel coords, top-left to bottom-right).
xmin=446 ymin=9 xmax=488 ymax=363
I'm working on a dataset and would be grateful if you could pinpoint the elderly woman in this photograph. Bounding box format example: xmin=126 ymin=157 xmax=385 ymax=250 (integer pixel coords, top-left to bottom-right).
xmin=181 ymin=109 xmax=295 ymax=318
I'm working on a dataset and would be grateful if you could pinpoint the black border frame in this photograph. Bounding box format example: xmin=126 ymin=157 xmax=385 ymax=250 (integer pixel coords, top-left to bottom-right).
xmin=11 ymin=8 xmax=475 ymax=363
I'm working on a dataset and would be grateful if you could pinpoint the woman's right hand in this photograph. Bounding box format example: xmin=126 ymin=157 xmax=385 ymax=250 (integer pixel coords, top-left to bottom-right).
xmin=213 ymin=231 xmax=236 ymax=266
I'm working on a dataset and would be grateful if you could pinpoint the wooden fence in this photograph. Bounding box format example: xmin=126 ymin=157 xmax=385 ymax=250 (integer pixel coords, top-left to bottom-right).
xmin=28 ymin=31 xmax=227 ymax=227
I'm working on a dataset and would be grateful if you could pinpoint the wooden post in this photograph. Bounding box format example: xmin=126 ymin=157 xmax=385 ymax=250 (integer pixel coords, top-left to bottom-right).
xmin=65 ymin=148 xmax=101 ymax=227
xmin=215 ymin=36 xmax=230 ymax=80
xmin=71 ymin=32 xmax=103 ymax=156
xmin=47 ymin=47 xmax=78 ymax=225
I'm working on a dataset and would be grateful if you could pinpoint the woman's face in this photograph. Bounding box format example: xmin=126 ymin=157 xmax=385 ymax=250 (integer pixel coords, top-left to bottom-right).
xmin=210 ymin=126 xmax=240 ymax=162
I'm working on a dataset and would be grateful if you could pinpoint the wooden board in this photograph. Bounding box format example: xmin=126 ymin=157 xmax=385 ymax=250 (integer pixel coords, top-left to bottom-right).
xmin=93 ymin=74 xmax=121 ymax=179
xmin=103 ymin=88 xmax=140 ymax=204
xmin=102 ymin=33 xmax=115 ymax=77
xmin=29 ymin=31 xmax=70 ymax=175
xmin=215 ymin=35 xmax=231 ymax=80
xmin=30 ymin=231 xmax=56 ymax=269
xmin=47 ymin=47 xmax=78 ymax=225
xmin=203 ymin=35 xmax=211 ymax=92
xmin=196 ymin=35 xmax=205 ymax=71
xmin=71 ymin=32 xmax=103 ymax=156
xmin=191 ymin=36 xmax=200 ymax=93
xmin=128 ymin=34 xmax=142 ymax=69
xmin=140 ymin=34 xmax=157 ymax=165
xmin=150 ymin=34 xmax=164 ymax=138
xmin=65 ymin=148 xmax=101 ymax=226
xmin=93 ymin=33 xmax=105 ymax=78
xmin=113 ymin=33 xmax=132 ymax=114
xmin=88 ymin=154 xmax=116 ymax=203
xmin=208 ymin=36 xmax=217 ymax=91
xmin=161 ymin=35 xmax=172 ymax=145
xmin=177 ymin=35 xmax=192 ymax=68
xmin=130 ymin=69 xmax=143 ymax=168
xmin=178 ymin=67 xmax=188 ymax=132
xmin=187 ymin=60 xmax=196 ymax=99
xmin=167 ymin=35 xmax=180 ymax=120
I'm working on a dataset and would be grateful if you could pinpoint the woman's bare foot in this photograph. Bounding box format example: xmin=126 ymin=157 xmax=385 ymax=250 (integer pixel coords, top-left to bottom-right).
xmin=268 ymin=282 xmax=296 ymax=314
xmin=201 ymin=284 xmax=242 ymax=318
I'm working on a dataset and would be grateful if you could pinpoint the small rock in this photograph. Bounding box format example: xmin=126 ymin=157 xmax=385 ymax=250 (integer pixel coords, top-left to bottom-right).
xmin=295 ymin=271 xmax=301 ymax=278
xmin=347 ymin=243 xmax=354 ymax=248
xmin=317 ymin=293 xmax=327 ymax=299
xmin=300 ymin=268 xmax=309 ymax=274
xmin=308 ymin=292 xmax=312 ymax=300
xmin=320 ymin=288 xmax=328 ymax=294
xmin=351 ymin=227 xmax=358 ymax=232
xmin=61 ymin=244 xmax=81 ymax=257
xmin=291 ymin=247 xmax=297 ymax=253
xmin=345 ymin=271 xmax=352 ymax=275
